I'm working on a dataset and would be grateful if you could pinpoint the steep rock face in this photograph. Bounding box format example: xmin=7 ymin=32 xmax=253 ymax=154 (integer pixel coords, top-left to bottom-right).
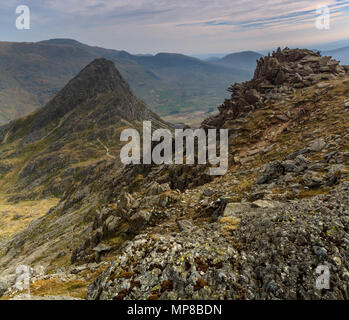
xmin=0 ymin=58 xmax=169 ymax=199
xmin=25 ymin=59 xmax=128 ymax=137
xmin=202 ymin=48 xmax=349 ymax=129
xmin=21 ymin=58 xmax=165 ymax=143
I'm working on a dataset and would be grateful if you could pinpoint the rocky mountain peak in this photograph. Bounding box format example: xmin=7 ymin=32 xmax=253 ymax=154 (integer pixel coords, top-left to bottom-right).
xmin=203 ymin=48 xmax=349 ymax=129
xmin=14 ymin=58 xmax=150 ymax=144
xmin=31 ymin=58 xmax=129 ymax=125
xmin=252 ymin=47 xmax=347 ymax=87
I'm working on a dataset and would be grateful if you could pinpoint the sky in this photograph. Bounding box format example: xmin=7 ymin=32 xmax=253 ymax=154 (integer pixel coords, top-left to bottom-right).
xmin=0 ymin=0 xmax=349 ymax=55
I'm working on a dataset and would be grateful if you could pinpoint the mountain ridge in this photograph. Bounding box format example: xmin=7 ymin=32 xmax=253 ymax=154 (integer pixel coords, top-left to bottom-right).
xmin=323 ymin=46 xmax=349 ymax=65
xmin=0 ymin=39 xmax=251 ymax=125
xmin=207 ymin=51 xmax=263 ymax=74
xmin=0 ymin=48 xmax=348 ymax=300
xmin=0 ymin=58 xmax=169 ymax=203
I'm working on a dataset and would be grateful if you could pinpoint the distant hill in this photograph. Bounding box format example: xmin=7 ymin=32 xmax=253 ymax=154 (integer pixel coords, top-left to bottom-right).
xmin=323 ymin=46 xmax=349 ymax=65
xmin=0 ymin=39 xmax=250 ymax=125
xmin=207 ymin=51 xmax=263 ymax=75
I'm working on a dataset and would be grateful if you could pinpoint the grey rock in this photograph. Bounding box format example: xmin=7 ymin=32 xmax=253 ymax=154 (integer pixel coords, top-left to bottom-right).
xmin=93 ymin=244 xmax=112 ymax=253
xmin=176 ymin=219 xmax=194 ymax=232
xmin=203 ymin=189 xmax=214 ymax=197
xmin=0 ymin=280 xmax=8 ymax=297
xmin=256 ymin=161 xmax=284 ymax=184
xmin=223 ymin=202 xmax=251 ymax=217
xmin=313 ymin=247 xmax=328 ymax=260
xmin=309 ymin=138 xmax=326 ymax=152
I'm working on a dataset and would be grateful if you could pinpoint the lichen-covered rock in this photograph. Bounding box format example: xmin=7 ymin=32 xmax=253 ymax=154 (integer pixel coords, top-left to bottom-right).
xmin=87 ymin=223 xmax=244 ymax=300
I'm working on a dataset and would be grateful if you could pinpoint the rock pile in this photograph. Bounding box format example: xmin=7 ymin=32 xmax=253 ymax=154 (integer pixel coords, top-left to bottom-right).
xmin=202 ymin=48 xmax=348 ymax=129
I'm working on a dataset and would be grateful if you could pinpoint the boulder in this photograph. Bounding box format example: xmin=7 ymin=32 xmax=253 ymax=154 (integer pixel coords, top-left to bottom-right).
xmin=176 ymin=219 xmax=194 ymax=232
xmin=223 ymin=203 xmax=251 ymax=217
xmin=302 ymin=173 xmax=324 ymax=188
xmin=147 ymin=182 xmax=170 ymax=196
xmin=128 ymin=210 xmax=151 ymax=234
xmin=309 ymin=138 xmax=326 ymax=152
xmin=256 ymin=161 xmax=285 ymax=184
xmin=245 ymin=89 xmax=261 ymax=105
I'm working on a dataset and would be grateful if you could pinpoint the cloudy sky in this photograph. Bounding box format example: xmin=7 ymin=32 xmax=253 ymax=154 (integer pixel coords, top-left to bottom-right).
xmin=0 ymin=0 xmax=348 ymax=55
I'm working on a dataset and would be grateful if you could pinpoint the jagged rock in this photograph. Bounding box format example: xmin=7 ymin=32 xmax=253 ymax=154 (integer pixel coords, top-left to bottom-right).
xmin=245 ymin=89 xmax=261 ymax=105
xmin=147 ymin=182 xmax=170 ymax=196
xmin=128 ymin=210 xmax=152 ymax=234
xmin=203 ymin=189 xmax=214 ymax=197
xmin=295 ymin=155 xmax=310 ymax=170
xmin=302 ymin=172 xmax=324 ymax=188
xmin=103 ymin=216 xmax=122 ymax=236
xmin=324 ymin=151 xmax=339 ymax=163
xmin=70 ymin=265 xmax=88 ymax=275
xmin=309 ymin=138 xmax=326 ymax=152
xmin=325 ymin=166 xmax=342 ymax=186
xmin=282 ymin=160 xmax=298 ymax=173
xmin=256 ymin=161 xmax=285 ymax=184
xmin=176 ymin=219 xmax=194 ymax=232
xmin=87 ymin=227 xmax=240 ymax=300
xmin=275 ymin=70 xmax=286 ymax=85
xmin=287 ymin=149 xmax=310 ymax=160
xmin=93 ymin=244 xmax=112 ymax=254
xmin=316 ymin=83 xmax=331 ymax=89
xmin=313 ymin=246 xmax=328 ymax=260
xmin=118 ymin=193 xmax=135 ymax=213
xmin=223 ymin=203 xmax=251 ymax=217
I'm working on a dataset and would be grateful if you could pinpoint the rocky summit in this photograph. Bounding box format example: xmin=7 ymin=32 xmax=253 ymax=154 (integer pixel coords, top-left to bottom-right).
xmin=0 ymin=49 xmax=349 ymax=300
xmin=203 ymin=47 xmax=349 ymax=129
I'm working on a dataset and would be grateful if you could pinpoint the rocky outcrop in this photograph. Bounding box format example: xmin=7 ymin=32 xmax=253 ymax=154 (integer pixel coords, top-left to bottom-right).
xmin=88 ymin=182 xmax=349 ymax=300
xmin=87 ymin=224 xmax=241 ymax=300
xmin=1 ymin=47 xmax=348 ymax=301
xmin=203 ymin=48 xmax=348 ymax=129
